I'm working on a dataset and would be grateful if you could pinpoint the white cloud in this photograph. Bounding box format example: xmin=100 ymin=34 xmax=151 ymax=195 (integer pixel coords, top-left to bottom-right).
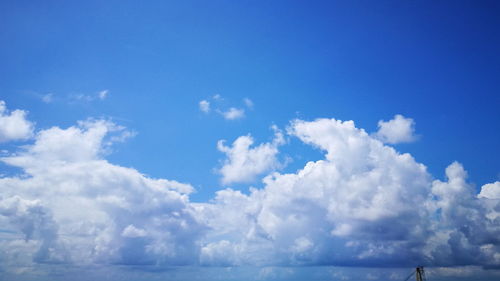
xmin=0 ymin=196 xmax=67 ymax=264
xmin=426 ymin=162 xmax=499 ymax=266
xmin=69 ymin=90 xmax=110 ymax=103
xmin=217 ymin=127 xmax=285 ymax=184
xmin=0 ymin=119 xmax=204 ymax=271
xmin=199 ymin=95 xmax=251 ymax=120
xmin=200 ymin=240 xmax=240 ymax=266
xmin=0 ymin=100 xmax=34 ymax=143
xmin=98 ymin=90 xmax=109 ymax=100
xmin=478 ymin=181 xmax=500 ymax=222
xmin=478 ymin=181 xmax=500 ymax=199
xmin=72 ymin=93 xmax=94 ymax=102
xmin=374 ymin=114 xmax=417 ymax=144
xmin=200 ymin=118 xmax=500 ymax=268
xmin=221 ymin=107 xmax=245 ymax=120
xmin=1 ymin=110 xmax=499 ymax=276
xmin=3 ymin=119 xmax=122 ymax=168
xmin=122 ymin=224 xmax=147 ymax=238
xmin=41 ymin=93 xmax=53 ymax=103
xmin=199 ymin=100 xmax=210 ymax=113
xmin=244 ymin=98 xmax=254 ymax=109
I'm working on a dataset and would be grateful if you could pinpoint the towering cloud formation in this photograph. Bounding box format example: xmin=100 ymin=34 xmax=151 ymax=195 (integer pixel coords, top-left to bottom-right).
xmin=202 ymin=118 xmax=432 ymax=266
xmin=200 ymin=119 xmax=500 ymax=268
xmin=0 ymin=119 xmax=205 ymax=272
xmin=0 ymin=109 xmax=498 ymax=277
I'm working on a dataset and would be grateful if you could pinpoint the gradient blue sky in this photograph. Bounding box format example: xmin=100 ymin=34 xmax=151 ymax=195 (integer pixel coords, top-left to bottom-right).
xmin=1 ymin=1 xmax=499 ymax=281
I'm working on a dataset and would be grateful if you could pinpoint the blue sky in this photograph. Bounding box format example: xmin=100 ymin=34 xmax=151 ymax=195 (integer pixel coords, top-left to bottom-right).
xmin=0 ymin=1 xmax=499 ymax=281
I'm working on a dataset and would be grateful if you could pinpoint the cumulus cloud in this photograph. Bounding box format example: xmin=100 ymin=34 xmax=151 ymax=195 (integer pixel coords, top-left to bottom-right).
xmin=122 ymin=224 xmax=148 ymax=238
xmin=220 ymin=107 xmax=245 ymax=120
xmin=199 ymin=100 xmax=210 ymax=113
xmin=3 ymin=119 xmax=125 ymax=169
xmin=199 ymin=118 xmax=500 ymax=268
xmin=0 ymin=111 xmax=499 ymax=277
xmin=478 ymin=181 xmax=500 ymax=199
xmin=0 ymin=196 xmax=67 ymax=264
xmin=217 ymin=126 xmax=285 ymax=184
xmin=428 ymin=162 xmax=500 ymax=266
xmin=0 ymin=119 xmax=205 ymax=273
xmin=374 ymin=114 xmax=417 ymax=144
xmin=0 ymin=100 xmax=34 ymax=143
xmin=202 ymin=118 xmax=433 ymax=266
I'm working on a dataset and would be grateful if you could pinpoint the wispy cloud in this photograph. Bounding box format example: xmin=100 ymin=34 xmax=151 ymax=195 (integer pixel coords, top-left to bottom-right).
xmin=244 ymin=98 xmax=254 ymax=109
xmin=70 ymin=89 xmax=110 ymax=103
xmin=98 ymin=90 xmax=109 ymax=100
xmin=41 ymin=93 xmax=53 ymax=103
xmin=220 ymin=107 xmax=245 ymax=120
xmin=198 ymin=95 xmax=249 ymax=120
xmin=199 ymin=100 xmax=210 ymax=113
